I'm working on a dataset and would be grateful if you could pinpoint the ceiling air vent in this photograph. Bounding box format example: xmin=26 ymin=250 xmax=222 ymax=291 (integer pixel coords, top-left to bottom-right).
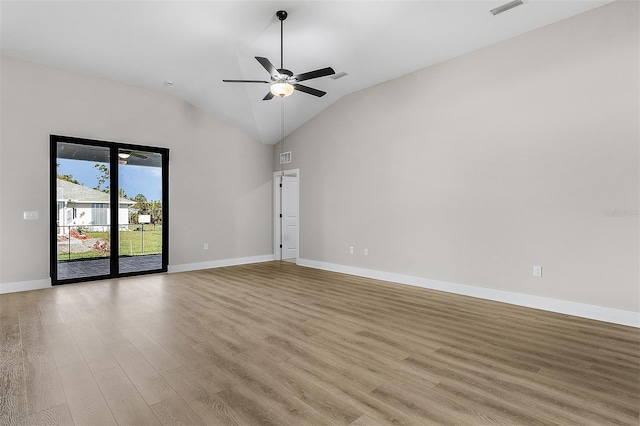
xmin=490 ymin=0 xmax=524 ymax=16
xmin=280 ymin=151 xmax=292 ymax=164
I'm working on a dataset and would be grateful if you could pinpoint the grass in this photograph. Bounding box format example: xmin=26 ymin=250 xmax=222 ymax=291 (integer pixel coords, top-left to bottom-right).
xmin=56 ymin=250 xmax=109 ymax=261
xmin=57 ymin=228 xmax=162 ymax=261
xmin=117 ymin=229 xmax=163 ymax=257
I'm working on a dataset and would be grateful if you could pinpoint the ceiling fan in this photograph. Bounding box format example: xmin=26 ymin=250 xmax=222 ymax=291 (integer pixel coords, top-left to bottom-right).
xmin=118 ymin=149 xmax=147 ymax=164
xmin=223 ymin=10 xmax=335 ymax=100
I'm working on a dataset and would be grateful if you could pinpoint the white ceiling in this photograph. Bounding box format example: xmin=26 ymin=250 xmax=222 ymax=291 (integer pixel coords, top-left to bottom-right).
xmin=1 ymin=1 xmax=612 ymax=145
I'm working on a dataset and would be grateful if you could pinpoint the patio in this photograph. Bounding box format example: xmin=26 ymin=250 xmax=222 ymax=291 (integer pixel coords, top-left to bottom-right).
xmin=57 ymin=254 xmax=163 ymax=281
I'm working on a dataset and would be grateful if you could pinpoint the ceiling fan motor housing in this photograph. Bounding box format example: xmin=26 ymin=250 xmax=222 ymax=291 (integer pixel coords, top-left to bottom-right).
xmin=275 ymin=69 xmax=293 ymax=82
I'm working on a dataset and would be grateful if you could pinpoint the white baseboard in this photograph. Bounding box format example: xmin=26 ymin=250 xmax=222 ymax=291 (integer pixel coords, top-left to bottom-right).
xmin=297 ymin=258 xmax=640 ymax=328
xmin=0 ymin=278 xmax=52 ymax=294
xmin=168 ymin=254 xmax=275 ymax=274
xmin=0 ymin=255 xmax=274 ymax=294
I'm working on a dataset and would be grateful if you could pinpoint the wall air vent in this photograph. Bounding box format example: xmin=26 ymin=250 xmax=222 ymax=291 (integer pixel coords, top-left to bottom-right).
xmin=280 ymin=151 xmax=292 ymax=164
xmin=490 ymin=0 xmax=524 ymax=16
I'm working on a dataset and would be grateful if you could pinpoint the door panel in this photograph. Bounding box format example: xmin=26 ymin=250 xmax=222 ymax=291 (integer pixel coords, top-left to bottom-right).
xmin=55 ymin=142 xmax=112 ymax=281
xmin=118 ymin=150 xmax=163 ymax=274
xmin=282 ymin=176 xmax=298 ymax=260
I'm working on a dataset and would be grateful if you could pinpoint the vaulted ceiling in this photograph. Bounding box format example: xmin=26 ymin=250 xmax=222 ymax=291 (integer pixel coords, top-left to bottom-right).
xmin=1 ymin=1 xmax=612 ymax=144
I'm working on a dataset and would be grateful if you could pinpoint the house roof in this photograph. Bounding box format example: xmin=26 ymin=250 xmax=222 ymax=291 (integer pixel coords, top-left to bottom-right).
xmin=56 ymin=179 xmax=135 ymax=205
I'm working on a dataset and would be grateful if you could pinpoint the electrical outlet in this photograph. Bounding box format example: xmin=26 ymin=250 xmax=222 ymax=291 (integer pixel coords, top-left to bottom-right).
xmin=204 ymin=243 xmax=209 ymax=250
xmin=533 ymin=265 xmax=542 ymax=277
xmin=23 ymin=211 xmax=39 ymax=220
xmin=364 ymin=248 xmax=369 ymax=256
xmin=349 ymin=246 xmax=354 ymax=254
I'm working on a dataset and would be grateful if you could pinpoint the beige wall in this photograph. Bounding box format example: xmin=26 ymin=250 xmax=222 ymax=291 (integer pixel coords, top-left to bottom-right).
xmin=0 ymin=56 xmax=274 ymax=285
xmin=275 ymin=1 xmax=639 ymax=312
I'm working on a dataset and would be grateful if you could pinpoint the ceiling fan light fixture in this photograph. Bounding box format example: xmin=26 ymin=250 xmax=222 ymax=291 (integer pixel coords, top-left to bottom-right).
xmin=270 ymin=82 xmax=295 ymax=98
xmin=118 ymin=151 xmax=131 ymax=159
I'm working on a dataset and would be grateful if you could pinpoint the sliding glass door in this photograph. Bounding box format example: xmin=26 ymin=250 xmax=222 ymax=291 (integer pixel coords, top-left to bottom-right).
xmin=118 ymin=149 xmax=164 ymax=274
xmin=51 ymin=135 xmax=168 ymax=284
xmin=54 ymin=143 xmax=112 ymax=281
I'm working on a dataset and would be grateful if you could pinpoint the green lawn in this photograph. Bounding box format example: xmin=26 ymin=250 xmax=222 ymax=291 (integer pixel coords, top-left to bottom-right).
xmin=117 ymin=229 xmax=163 ymax=256
xmin=57 ymin=229 xmax=162 ymax=261
xmin=56 ymin=250 xmax=110 ymax=261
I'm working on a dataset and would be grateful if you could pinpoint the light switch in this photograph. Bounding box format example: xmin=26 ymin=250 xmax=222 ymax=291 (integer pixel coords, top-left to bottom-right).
xmin=23 ymin=211 xmax=39 ymax=220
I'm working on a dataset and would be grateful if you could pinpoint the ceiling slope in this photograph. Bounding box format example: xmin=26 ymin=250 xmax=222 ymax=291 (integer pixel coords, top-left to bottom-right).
xmin=0 ymin=1 xmax=613 ymax=144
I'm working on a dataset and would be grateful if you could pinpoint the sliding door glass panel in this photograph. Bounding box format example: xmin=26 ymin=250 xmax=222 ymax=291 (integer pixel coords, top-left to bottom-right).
xmin=56 ymin=143 xmax=111 ymax=280
xmin=118 ymin=150 xmax=163 ymax=273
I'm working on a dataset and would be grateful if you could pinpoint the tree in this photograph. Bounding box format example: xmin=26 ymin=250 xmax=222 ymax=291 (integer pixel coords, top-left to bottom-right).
xmin=130 ymin=194 xmax=148 ymax=224
xmin=133 ymin=194 xmax=148 ymax=210
xmin=130 ymin=194 xmax=161 ymax=227
xmin=93 ymin=163 xmax=110 ymax=192
xmin=149 ymin=200 xmax=162 ymax=226
xmin=56 ymin=163 xmax=83 ymax=185
xmin=57 ymin=173 xmax=82 ymax=185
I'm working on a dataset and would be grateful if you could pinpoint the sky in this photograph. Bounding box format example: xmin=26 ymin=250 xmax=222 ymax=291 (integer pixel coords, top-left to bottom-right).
xmin=57 ymin=158 xmax=162 ymax=201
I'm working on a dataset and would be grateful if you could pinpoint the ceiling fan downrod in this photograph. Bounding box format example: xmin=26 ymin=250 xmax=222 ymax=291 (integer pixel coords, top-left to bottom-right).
xmin=276 ymin=10 xmax=287 ymax=70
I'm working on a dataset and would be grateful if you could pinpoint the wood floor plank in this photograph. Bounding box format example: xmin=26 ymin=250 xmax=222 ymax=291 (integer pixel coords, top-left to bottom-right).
xmin=160 ymin=366 xmax=240 ymax=425
xmin=37 ymin=303 xmax=65 ymax=327
xmin=152 ymin=331 xmax=210 ymax=367
xmin=66 ymin=320 xmax=119 ymax=373
xmin=188 ymin=350 xmax=291 ymax=408
xmin=14 ymin=403 xmax=74 ymax=426
xmin=150 ymin=395 xmax=205 ymax=426
xmin=18 ymin=310 xmax=49 ymax=349
xmin=120 ymin=326 xmax=182 ymax=373
xmin=0 ymin=322 xmax=28 ymax=424
xmin=54 ymin=302 xmax=86 ymax=324
xmin=254 ymin=358 xmax=363 ymax=425
xmin=215 ymin=385 xmax=278 ymax=426
xmin=19 ymin=317 xmax=66 ymax=415
xmin=107 ymin=339 xmax=177 ymax=405
xmin=267 ymin=395 xmax=338 ymax=426
xmin=94 ymin=366 xmax=161 ymax=425
xmin=84 ymin=312 xmax=128 ymax=346
xmin=42 ymin=324 xmax=84 ymax=367
xmin=349 ymin=414 xmax=388 ymax=426
xmin=57 ymin=360 xmax=117 ymax=426
xmin=273 ymin=357 xmax=418 ymax=426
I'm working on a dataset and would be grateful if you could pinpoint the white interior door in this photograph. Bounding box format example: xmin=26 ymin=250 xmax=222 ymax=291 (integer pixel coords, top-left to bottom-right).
xmin=274 ymin=170 xmax=299 ymax=261
xmin=281 ymin=175 xmax=299 ymax=259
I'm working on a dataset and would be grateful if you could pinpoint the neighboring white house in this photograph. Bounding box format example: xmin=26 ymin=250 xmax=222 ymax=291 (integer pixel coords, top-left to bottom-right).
xmin=56 ymin=179 xmax=136 ymax=234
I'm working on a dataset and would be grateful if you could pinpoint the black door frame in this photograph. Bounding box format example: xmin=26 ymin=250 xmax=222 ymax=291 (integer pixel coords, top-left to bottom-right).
xmin=50 ymin=135 xmax=169 ymax=285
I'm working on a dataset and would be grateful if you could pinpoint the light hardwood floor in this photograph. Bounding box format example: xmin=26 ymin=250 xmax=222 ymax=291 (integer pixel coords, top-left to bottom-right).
xmin=1 ymin=261 xmax=638 ymax=425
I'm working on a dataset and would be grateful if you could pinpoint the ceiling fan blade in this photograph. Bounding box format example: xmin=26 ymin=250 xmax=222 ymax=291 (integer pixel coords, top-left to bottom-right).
xmin=131 ymin=152 xmax=147 ymax=159
xmin=263 ymin=91 xmax=275 ymax=101
xmin=292 ymin=67 xmax=335 ymax=82
xmin=293 ymin=84 xmax=326 ymax=97
xmin=255 ymin=57 xmax=279 ymax=78
xmin=223 ymin=79 xmax=270 ymax=83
